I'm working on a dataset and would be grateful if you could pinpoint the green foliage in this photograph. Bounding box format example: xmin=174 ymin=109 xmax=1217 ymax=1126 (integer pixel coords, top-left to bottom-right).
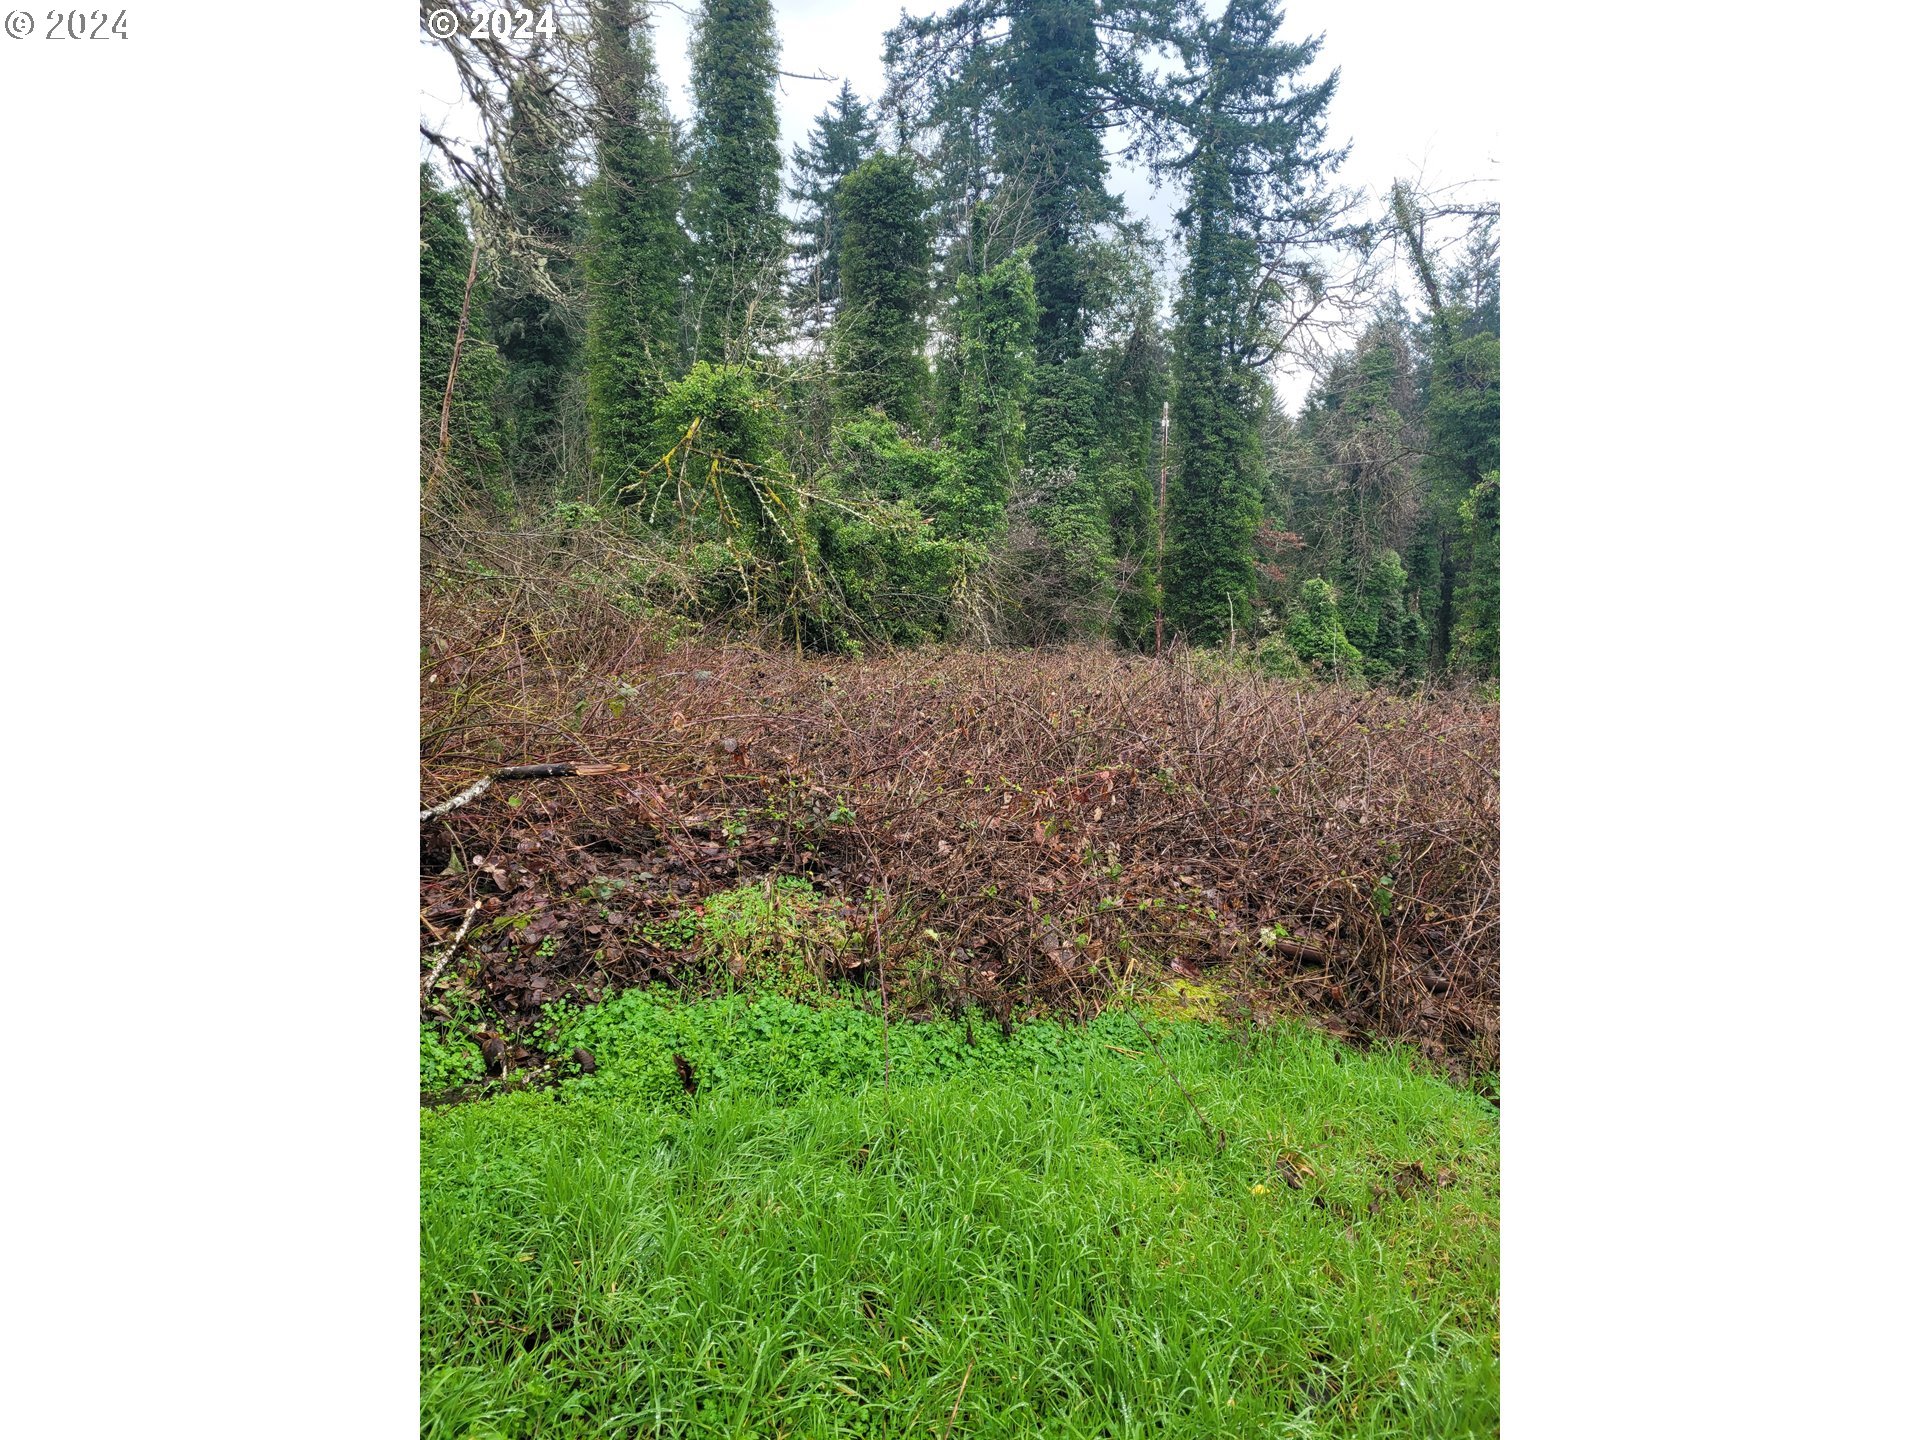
xmin=1286 ymin=577 xmax=1363 ymax=677
xmin=1252 ymin=633 xmax=1305 ymax=678
xmin=693 ymin=877 xmax=854 ymax=999
xmin=1390 ymin=183 xmax=1501 ymax=677
xmin=419 ymin=165 xmax=506 ymax=479
xmin=422 ymin=0 xmax=1496 ymax=678
xmin=688 ymin=0 xmax=785 ymax=360
xmin=886 ymin=0 xmax=1126 ymax=629
xmin=987 ymin=1 xmax=1120 ymax=636
xmin=1291 ymin=322 xmax=1421 ymax=606
xmin=1098 ymin=289 xmax=1172 ymax=651
xmin=419 ymin=1024 xmax=485 ymax=1092
xmin=831 ymin=153 xmax=934 ymax=427
xmin=1450 ymin=471 xmax=1499 ymax=675
xmin=828 ymin=416 xmax=959 ymax=509
xmin=1426 ymin=328 xmax=1500 ymax=678
xmin=583 ymin=0 xmax=687 ymax=501
xmin=1166 ymin=348 xmax=1262 ymax=645
xmin=943 ymin=248 xmax=1037 ymax=539
xmin=995 ymin=0 xmax=1111 ymax=367
xmin=652 ymin=362 xmax=804 ymax=565
xmin=1103 ymin=454 xmax=1160 ymax=650
xmin=789 ymin=80 xmax=879 ymax=313
xmin=1425 ymin=335 xmax=1501 ymax=496
xmin=813 ymin=501 xmax=975 ymax=649
xmin=887 ymin=0 xmax=1116 ymax=361
xmin=807 ymin=419 xmax=976 ymax=646
xmin=1258 ymin=215 xmax=1498 ymax=683
xmin=423 ymin=1001 xmax=1500 ymax=1436
xmin=1013 ymin=358 xmax=1116 ymax=641
xmin=1341 ymin=549 xmax=1426 ymax=682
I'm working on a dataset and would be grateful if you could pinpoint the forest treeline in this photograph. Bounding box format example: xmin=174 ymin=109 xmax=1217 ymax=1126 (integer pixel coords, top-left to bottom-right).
xmin=420 ymin=0 xmax=1499 ymax=682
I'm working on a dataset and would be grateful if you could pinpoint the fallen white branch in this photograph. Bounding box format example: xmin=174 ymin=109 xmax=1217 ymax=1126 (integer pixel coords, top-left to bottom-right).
xmin=422 ymin=897 xmax=484 ymax=999
xmin=420 ymin=760 xmax=635 ymax=822
xmin=422 ymin=775 xmax=494 ymax=821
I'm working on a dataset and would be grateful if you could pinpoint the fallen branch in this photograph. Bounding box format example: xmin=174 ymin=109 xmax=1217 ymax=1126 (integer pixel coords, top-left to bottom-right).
xmin=422 ymin=897 xmax=483 ymax=999
xmin=420 ymin=761 xmax=635 ymax=822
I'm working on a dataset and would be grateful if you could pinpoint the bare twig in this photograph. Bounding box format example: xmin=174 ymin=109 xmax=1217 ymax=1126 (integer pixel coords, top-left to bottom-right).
xmin=422 ymin=235 xmax=482 ymax=508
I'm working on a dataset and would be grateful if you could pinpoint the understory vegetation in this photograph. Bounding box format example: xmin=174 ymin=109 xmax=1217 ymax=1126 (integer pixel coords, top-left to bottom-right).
xmin=421 ymin=570 xmax=1499 ymax=1075
xmin=423 ymin=996 xmax=1498 ymax=1438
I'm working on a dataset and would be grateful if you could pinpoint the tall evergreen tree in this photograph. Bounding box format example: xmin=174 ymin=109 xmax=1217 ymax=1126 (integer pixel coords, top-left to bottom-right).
xmin=583 ymin=0 xmax=686 ymax=502
xmin=831 ymin=154 xmax=934 ymax=428
xmin=995 ymin=0 xmax=1110 ymax=371
xmin=789 ymin=82 xmax=880 ymax=316
xmin=1158 ymin=0 xmax=1343 ymax=644
xmin=487 ymin=52 xmax=583 ymax=484
xmin=688 ymin=0 xmax=784 ymax=360
xmin=882 ymin=4 xmax=998 ymax=268
xmin=887 ymin=0 xmax=1119 ymax=355
xmin=420 ymin=164 xmax=506 ymax=482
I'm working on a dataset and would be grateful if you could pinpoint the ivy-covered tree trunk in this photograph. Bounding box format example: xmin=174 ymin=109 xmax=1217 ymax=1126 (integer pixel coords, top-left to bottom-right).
xmin=1166 ymin=349 xmax=1261 ymax=643
xmin=583 ymin=0 xmax=686 ymax=504
xmin=943 ymin=249 xmax=1037 ymax=540
xmin=831 ymin=154 xmax=934 ymax=429
xmin=998 ymin=0 xmax=1115 ymax=636
xmin=1100 ymin=306 xmax=1170 ymax=651
xmin=1159 ymin=0 xmax=1342 ymax=647
xmin=688 ymin=0 xmax=785 ymax=362
xmin=1166 ymin=136 xmax=1262 ymax=644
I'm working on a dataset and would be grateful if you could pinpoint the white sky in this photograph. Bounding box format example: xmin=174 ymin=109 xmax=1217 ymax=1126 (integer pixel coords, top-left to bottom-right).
xmin=420 ymin=0 xmax=1501 ymax=405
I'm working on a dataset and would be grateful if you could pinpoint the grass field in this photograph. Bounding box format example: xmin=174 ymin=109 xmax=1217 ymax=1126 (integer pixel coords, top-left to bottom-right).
xmin=422 ymin=997 xmax=1498 ymax=1438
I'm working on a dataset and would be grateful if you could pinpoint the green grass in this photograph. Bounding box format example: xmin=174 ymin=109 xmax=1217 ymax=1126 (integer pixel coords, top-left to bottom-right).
xmin=422 ymin=998 xmax=1498 ymax=1438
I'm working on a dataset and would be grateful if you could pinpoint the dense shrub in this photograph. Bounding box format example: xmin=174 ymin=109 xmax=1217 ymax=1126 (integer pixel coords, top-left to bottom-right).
xmin=1286 ymin=577 xmax=1363 ymax=677
xmin=420 ymin=583 xmax=1500 ymax=1062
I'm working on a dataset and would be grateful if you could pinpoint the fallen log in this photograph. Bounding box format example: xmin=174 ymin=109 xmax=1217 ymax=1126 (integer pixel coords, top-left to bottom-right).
xmin=420 ymin=761 xmax=635 ymax=822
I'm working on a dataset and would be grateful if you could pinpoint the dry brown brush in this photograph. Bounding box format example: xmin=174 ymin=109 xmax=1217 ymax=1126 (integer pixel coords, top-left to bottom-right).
xmin=421 ymin=573 xmax=1498 ymax=1067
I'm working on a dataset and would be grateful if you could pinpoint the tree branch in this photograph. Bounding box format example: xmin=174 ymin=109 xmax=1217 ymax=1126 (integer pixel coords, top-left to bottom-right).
xmin=420 ymin=760 xmax=637 ymax=821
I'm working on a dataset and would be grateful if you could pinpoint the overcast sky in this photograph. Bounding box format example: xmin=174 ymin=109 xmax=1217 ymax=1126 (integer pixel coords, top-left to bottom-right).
xmin=420 ymin=0 xmax=1500 ymax=405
